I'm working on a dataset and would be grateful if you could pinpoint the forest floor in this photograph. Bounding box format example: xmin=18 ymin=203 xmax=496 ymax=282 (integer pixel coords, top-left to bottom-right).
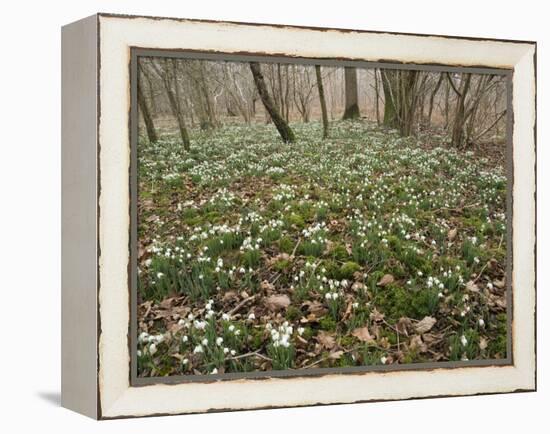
xmin=136 ymin=120 xmax=508 ymax=377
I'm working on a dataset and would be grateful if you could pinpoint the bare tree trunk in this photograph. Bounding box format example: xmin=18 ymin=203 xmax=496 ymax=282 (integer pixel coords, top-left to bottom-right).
xmin=249 ymin=62 xmax=295 ymax=143
xmin=137 ymin=64 xmax=158 ymax=143
xmin=315 ymin=65 xmax=329 ymax=139
xmin=381 ymin=70 xmax=397 ymax=127
xmin=427 ymin=73 xmax=444 ymax=125
xmin=151 ymin=59 xmax=191 ymax=150
xmin=374 ymin=69 xmax=381 ymax=125
xmin=448 ymin=73 xmax=472 ymax=148
xmin=342 ymin=67 xmax=360 ymax=120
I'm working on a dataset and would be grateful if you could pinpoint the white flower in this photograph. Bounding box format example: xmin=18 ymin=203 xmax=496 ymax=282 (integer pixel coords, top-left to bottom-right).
xmin=380 ymin=356 xmax=387 ymax=364
xmin=182 ymin=358 xmax=188 ymax=365
xmin=156 ymin=272 xmax=164 ymax=279
xmin=222 ymin=313 xmax=230 ymax=321
xmin=325 ymin=293 xmax=332 ymax=300
xmin=228 ymin=324 xmax=235 ymax=332
xmin=478 ymin=319 xmax=485 ymax=327
xmin=149 ymin=343 xmax=157 ymax=355
xmin=211 ymin=368 xmax=218 ymax=374
xmin=137 ymin=350 xmax=142 ymax=357
xmin=216 ymin=337 xmax=224 ymax=346
xmin=223 ymin=347 xmax=229 ymax=354
xmin=248 ymin=313 xmax=256 ymax=320
xmin=230 ymin=349 xmax=236 ymax=356
xmin=460 ymin=335 xmax=468 ymax=346
xmin=182 ymin=335 xmax=188 ymax=343
xmin=297 ymin=327 xmax=305 ymax=336
xmin=201 ymin=338 xmax=209 ymax=346
xmin=193 ymin=345 xmax=204 ymax=354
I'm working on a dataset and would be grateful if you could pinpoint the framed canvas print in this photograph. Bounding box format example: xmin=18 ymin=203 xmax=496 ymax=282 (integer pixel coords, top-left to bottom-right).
xmin=61 ymin=13 xmax=536 ymax=419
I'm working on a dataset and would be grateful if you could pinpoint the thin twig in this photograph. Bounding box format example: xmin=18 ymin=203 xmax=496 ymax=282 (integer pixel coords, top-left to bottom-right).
xmin=227 ymin=295 xmax=257 ymax=316
xmin=228 ymin=350 xmax=272 ymax=362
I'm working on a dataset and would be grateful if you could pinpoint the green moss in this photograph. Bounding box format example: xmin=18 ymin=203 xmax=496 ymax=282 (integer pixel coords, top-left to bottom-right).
xmin=339 ymin=261 xmax=361 ymax=279
xmin=318 ymin=316 xmax=337 ymax=331
xmin=278 ymin=236 xmax=295 ymax=254
xmin=273 ymin=258 xmax=291 ymax=272
xmin=285 ymin=305 xmax=301 ymax=321
xmin=330 ymin=243 xmax=350 ymax=261
xmin=287 ymin=213 xmax=305 ymax=228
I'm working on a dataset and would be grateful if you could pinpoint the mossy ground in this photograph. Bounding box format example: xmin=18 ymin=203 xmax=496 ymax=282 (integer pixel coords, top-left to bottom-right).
xmin=137 ymin=120 xmax=508 ymax=377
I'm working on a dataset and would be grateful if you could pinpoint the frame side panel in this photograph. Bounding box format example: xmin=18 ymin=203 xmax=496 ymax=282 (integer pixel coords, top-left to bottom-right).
xmin=61 ymin=14 xmax=99 ymax=419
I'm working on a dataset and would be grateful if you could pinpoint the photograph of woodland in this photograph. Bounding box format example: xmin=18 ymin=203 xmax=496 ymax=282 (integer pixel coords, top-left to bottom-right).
xmin=135 ymin=56 xmax=509 ymax=377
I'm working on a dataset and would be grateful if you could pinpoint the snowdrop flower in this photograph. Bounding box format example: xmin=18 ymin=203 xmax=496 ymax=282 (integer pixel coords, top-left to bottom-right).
xmin=478 ymin=319 xmax=485 ymax=327
xmin=473 ymin=257 xmax=480 ymax=264
xmin=230 ymin=349 xmax=236 ymax=356
xmin=228 ymin=325 xmax=235 ymax=332
xmin=297 ymin=327 xmax=305 ymax=336
xmin=248 ymin=313 xmax=256 ymax=320
xmin=211 ymin=368 xmax=218 ymax=374
xmin=487 ymin=282 xmax=493 ymax=290
xmin=325 ymin=293 xmax=332 ymax=300
xmin=137 ymin=350 xmax=142 ymax=357
xmin=201 ymin=338 xmax=209 ymax=346
xmin=149 ymin=343 xmax=157 ymax=355
xmin=222 ymin=313 xmax=230 ymax=321
xmin=156 ymin=272 xmax=164 ymax=279
xmin=216 ymin=337 xmax=224 ymax=346
xmin=223 ymin=347 xmax=229 ymax=354
xmin=460 ymin=335 xmax=468 ymax=346
xmin=193 ymin=345 xmax=204 ymax=354
xmin=182 ymin=335 xmax=188 ymax=343
xmin=182 ymin=358 xmax=188 ymax=365
xmin=380 ymin=356 xmax=387 ymax=364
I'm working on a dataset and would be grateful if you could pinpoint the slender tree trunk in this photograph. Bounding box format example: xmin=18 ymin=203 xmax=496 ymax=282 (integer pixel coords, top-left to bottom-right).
xmin=374 ymin=69 xmax=381 ymax=125
xmin=381 ymin=70 xmax=397 ymax=127
xmin=427 ymin=73 xmax=444 ymax=125
xmin=342 ymin=67 xmax=360 ymax=120
xmin=449 ymin=73 xmax=472 ymax=148
xmin=137 ymin=65 xmax=158 ymax=143
xmin=151 ymin=59 xmax=191 ymax=150
xmin=250 ymin=62 xmax=295 ymax=143
xmin=315 ymin=65 xmax=329 ymax=139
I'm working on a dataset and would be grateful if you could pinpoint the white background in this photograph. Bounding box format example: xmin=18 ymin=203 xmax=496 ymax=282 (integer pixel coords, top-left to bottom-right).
xmin=0 ymin=1 xmax=546 ymax=432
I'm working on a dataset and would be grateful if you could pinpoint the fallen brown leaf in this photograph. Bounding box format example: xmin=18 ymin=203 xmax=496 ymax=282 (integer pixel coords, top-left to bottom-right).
xmin=377 ymin=274 xmax=395 ymax=287
xmin=316 ymin=331 xmax=336 ymax=349
xmin=415 ymin=316 xmax=437 ymax=334
xmin=352 ymin=326 xmax=375 ymax=343
xmin=465 ymin=280 xmax=480 ymax=293
xmin=447 ymin=228 xmax=458 ymax=241
xmin=264 ymin=294 xmax=290 ymax=311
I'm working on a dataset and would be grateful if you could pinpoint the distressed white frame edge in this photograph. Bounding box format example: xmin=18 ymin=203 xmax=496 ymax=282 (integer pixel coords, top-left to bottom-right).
xmin=92 ymin=15 xmax=535 ymax=419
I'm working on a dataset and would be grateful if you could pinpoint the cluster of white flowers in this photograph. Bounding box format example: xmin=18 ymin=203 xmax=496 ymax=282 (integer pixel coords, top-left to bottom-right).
xmin=266 ymin=322 xmax=293 ymax=348
xmin=325 ymin=291 xmax=340 ymax=301
xmin=272 ymin=184 xmax=295 ymax=202
xmin=426 ymin=275 xmax=445 ymax=290
xmin=138 ymin=332 xmax=165 ymax=356
xmin=302 ymin=222 xmax=327 ymax=239
xmin=240 ymin=236 xmax=261 ymax=251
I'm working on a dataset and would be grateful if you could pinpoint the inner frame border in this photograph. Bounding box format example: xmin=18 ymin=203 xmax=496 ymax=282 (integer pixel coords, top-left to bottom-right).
xmin=128 ymin=47 xmax=514 ymax=387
